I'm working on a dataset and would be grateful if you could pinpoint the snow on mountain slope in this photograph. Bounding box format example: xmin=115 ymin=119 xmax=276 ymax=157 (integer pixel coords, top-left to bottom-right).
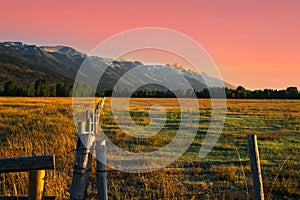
xmin=41 ymin=45 xmax=86 ymax=59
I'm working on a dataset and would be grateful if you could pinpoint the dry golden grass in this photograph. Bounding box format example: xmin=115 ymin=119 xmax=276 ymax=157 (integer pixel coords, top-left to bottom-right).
xmin=0 ymin=97 xmax=78 ymax=198
xmin=0 ymin=97 xmax=299 ymax=199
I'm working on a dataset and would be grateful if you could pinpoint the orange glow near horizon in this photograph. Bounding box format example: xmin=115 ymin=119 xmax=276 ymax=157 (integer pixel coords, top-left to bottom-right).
xmin=0 ymin=0 xmax=299 ymax=89
xmin=120 ymin=49 xmax=194 ymax=70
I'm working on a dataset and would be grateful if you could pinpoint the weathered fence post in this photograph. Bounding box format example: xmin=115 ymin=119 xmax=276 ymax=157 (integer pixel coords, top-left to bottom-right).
xmin=90 ymin=113 xmax=94 ymax=134
xmin=85 ymin=110 xmax=89 ymax=119
xmin=93 ymin=111 xmax=98 ymax=134
xmin=70 ymin=121 xmax=95 ymax=200
xmin=247 ymin=135 xmax=264 ymax=200
xmin=96 ymin=140 xmax=107 ymax=200
xmin=86 ymin=111 xmax=91 ymax=133
xmin=28 ymin=170 xmax=45 ymax=200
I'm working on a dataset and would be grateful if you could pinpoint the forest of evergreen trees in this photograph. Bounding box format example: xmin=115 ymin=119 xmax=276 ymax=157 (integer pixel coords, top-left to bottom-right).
xmin=0 ymin=79 xmax=299 ymax=99
xmin=0 ymin=79 xmax=79 ymax=97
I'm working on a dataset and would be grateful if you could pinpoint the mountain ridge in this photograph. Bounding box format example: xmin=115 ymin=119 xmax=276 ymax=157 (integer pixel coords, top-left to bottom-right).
xmin=0 ymin=41 xmax=233 ymax=92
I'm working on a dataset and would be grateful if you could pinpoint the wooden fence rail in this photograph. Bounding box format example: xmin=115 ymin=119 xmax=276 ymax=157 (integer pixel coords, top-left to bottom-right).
xmin=0 ymin=155 xmax=55 ymax=173
xmin=0 ymin=155 xmax=56 ymax=200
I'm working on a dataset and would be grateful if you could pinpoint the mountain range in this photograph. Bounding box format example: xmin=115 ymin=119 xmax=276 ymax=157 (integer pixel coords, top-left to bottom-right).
xmin=0 ymin=41 xmax=233 ymax=92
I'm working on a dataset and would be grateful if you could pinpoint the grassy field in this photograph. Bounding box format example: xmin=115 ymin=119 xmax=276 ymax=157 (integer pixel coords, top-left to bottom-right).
xmin=0 ymin=97 xmax=299 ymax=199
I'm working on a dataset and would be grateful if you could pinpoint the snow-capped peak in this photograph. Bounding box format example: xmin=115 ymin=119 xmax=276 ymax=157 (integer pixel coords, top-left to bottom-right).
xmin=3 ymin=41 xmax=26 ymax=48
xmin=41 ymin=45 xmax=87 ymax=59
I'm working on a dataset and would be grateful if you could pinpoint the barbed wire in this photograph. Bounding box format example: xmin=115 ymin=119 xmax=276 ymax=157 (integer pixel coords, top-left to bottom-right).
xmin=157 ymin=188 xmax=250 ymax=200
xmin=1 ymin=161 xmax=299 ymax=199
xmin=112 ymin=186 xmax=300 ymax=200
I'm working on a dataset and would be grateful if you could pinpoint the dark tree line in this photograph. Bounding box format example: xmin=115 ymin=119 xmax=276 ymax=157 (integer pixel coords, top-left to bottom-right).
xmin=103 ymin=86 xmax=300 ymax=99
xmin=1 ymin=79 xmax=74 ymax=97
xmin=224 ymin=86 xmax=299 ymax=99
xmin=1 ymin=80 xmax=299 ymax=99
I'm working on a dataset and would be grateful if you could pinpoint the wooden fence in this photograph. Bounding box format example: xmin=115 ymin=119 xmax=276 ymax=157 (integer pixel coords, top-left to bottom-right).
xmin=70 ymin=97 xmax=107 ymax=200
xmin=0 ymin=155 xmax=56 ymax=200
xmin=0 ymin=96 xmax=267 ymax=200
xmin=68 ymin=96 xmax=265 ymax=200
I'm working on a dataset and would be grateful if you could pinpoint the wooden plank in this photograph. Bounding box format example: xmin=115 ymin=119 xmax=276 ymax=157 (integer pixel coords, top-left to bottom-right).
xmin=0 ymin=197 xmax=55 ymax=200
xmin=247 ymin=135 xmax=264 ymax=200
xmin=0 ymin=155 xmax=55 ymax=173
xmin=28 ymin=170 xmax=45 ymax=200
xmin=96 ymin=140 xmax=107 ymax=200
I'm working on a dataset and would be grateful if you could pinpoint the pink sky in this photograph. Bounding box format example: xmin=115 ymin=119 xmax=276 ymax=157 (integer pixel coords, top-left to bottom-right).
xmin=1 ymin=0 xmax=299 ymax=89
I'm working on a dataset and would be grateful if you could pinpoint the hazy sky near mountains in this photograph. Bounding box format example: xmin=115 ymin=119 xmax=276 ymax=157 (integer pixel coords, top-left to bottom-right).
xmin=1 ymin=0 xmax=299 ymax=89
